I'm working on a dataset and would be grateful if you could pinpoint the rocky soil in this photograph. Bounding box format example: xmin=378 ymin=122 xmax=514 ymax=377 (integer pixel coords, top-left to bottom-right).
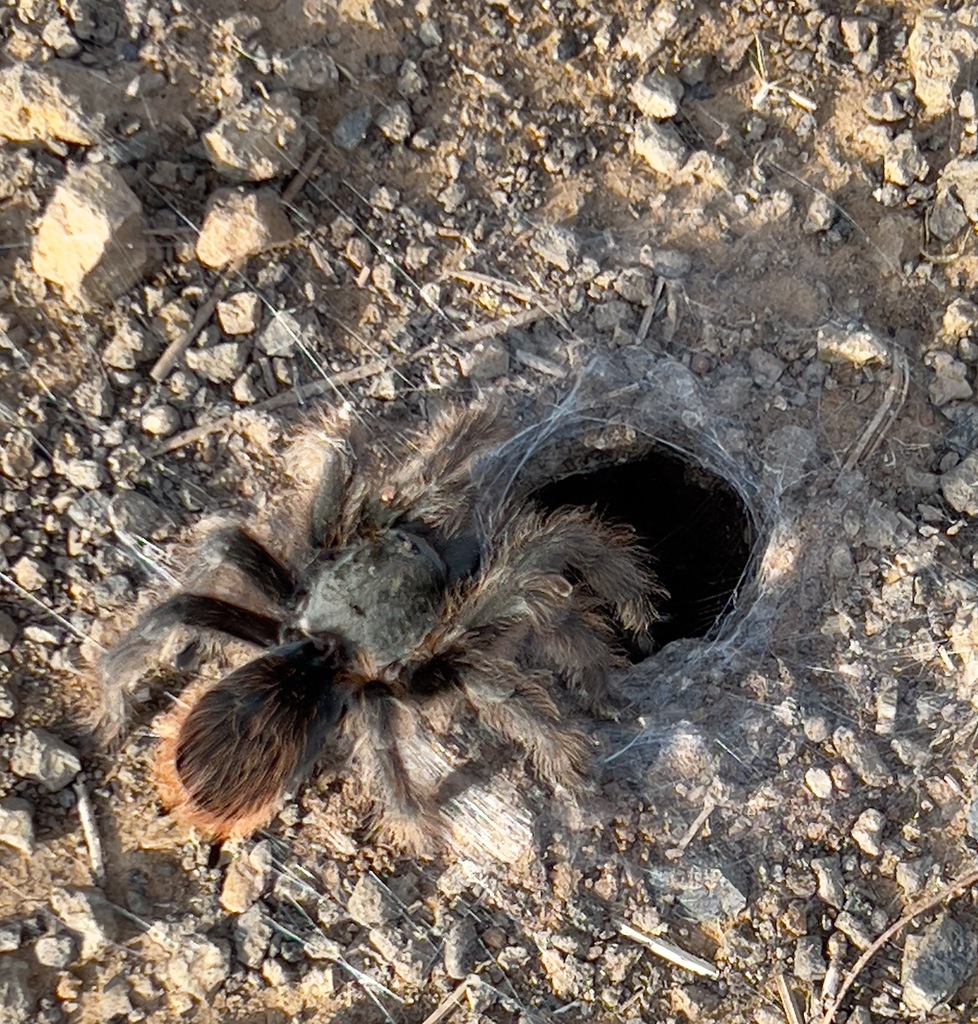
xmin=4 ymin=1 xmax=978 ymax=1022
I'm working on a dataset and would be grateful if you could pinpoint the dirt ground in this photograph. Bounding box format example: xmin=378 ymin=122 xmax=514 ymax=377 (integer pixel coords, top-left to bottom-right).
xmin=4 ymin=1 xmax=978 ymax=1022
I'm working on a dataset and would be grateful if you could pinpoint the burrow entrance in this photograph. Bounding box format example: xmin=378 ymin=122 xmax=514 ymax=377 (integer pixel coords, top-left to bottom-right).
xmin=534 ymin=450 xmax=756 ymax=650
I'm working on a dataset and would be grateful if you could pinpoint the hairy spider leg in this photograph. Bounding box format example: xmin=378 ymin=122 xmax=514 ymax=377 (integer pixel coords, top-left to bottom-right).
xmin=348 ymin=687 xmax=444 ymax=851
xmin=97 ymin=594 xmax=284 ymax=740
xmin=201 ymin=526 xmax=297 ymax=602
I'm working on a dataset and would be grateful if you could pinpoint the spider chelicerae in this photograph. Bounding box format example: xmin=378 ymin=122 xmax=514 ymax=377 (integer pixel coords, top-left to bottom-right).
xmin=99 ymin=405 xmax=662 ymax=849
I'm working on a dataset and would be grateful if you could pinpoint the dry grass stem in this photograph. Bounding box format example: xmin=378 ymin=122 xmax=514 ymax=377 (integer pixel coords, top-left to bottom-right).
xmin=618 ymin=921 xmax=720 ymax=979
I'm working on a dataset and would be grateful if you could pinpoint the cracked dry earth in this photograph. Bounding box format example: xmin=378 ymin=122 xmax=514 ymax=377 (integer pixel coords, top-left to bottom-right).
xmin=5 ymin=2 xmax=978 ymax=1023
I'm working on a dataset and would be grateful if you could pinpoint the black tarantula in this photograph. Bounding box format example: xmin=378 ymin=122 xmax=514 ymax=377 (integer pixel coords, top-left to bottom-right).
xmin=100 ymin=405 xmax=662 ymax=848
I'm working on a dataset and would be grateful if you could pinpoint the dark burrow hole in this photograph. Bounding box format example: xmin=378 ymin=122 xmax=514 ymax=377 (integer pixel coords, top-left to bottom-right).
xmin=534 ymin=451 xmax=756 ymax=652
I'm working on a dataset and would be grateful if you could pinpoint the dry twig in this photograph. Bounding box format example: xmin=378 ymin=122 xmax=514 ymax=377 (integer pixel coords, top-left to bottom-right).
xmin=618 ymin=920 xmax=720 ymax=979
xmin=838 ymin=347 xmax=909 ymax=476
xmin=73 ymin=778 xmax=105 ymax=883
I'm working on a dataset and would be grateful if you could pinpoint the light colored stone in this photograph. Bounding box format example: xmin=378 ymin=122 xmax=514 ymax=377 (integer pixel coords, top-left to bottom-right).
xmin=348 ymin=875 xmax=399 ymax=927
xmin=805 ymin=767 xmax=832 ymax=799
xmin=10 ymin=728 xmax=80 ymax=791
xmin=0 ymin=798 xmax=34 ymax=855
xmin=942 ymin=451 xmax=978 ymax=515
xmin=49 ymin=887 xmax=118 ymax=962
xmin=147 ymin=922 xmax=230 ymax=999
xmin=940 ymin=159 xmax=978 ymax=222
xmin=257 ymin=311 xmax=301 ymax=357
xmin=0 ymin=430 xmax=33 ymax=478
xmin=530 ymin=225 xmax=579 ymax=271
xmin=630 ymin=72 xmax=683 ymax=119
xmin=0 ymin=62 xmax=120 ymax=145
xmin=102 ymin=320 xmax=159 ymax=369
xmin=140 ymin=404 xmax=181 ymax=437
xmin=908 ymin=12 xmax=978 ymax=117
xmin=0 ymin=683 xmax=15 ymax=718
xmin=11 ymin=557 xmax=51 ymax=592
xmin=221 ymin=841 xmax=272 ymax=914
xmin=927 ymin=351 xmax=973 ymax=406
xmin=816 ymin=323 xmax=889 ymax=367
xmin=35 ymin=933 xmax=77 ymax=968
xmin=32 ymin=164 xmax=148 ymax=305
xmin=944 ymin=298 xmax=978 ymax=338
xmin=185 ymin=341 xmax=248 ymax=383
xmin=195 ymin=187 xmax=294 ymax=270
xmin=0 ymin=957 xmax=34 ymax=1024
xmin=202 ymin=93 xmax=306 ymax=181
xmin=851 ymin=808 xmax=885 ymax=856
xmin=231 ymin=905 xmax=271 ymax=967
xmin=274 ymin=50 xmax=338 ymax=93
xmin=217 ymin=292 xmax=262 ymax=335
xmin=631 ymin=118 xmax=688 ymax=176
xmin=377 ymin=100 xmax=412 ymax=143
xmin=883 ymin=132 xmax=928 ymax=187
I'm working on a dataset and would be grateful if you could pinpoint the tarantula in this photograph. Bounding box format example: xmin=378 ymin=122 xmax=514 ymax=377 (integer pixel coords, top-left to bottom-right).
xmin=99 ymin=405 xmax=662 ymax=848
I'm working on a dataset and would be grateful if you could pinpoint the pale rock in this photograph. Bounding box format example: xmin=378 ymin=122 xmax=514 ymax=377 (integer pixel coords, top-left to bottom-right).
xmin=908 ymin=12 xmax=978 ymax=117
xmin=0 ymin=958 xmax=34 ymax=1024
xmin=196 ymin=187 xmax=294 ymax=270
xmin=805 ymin=768 xmax=833 ymax=799
xmin=377 ymin=100 xmax=413 ymax=144
xmin=902 ymin=915 xmax=978 ymax=1012
xmin=939 ymin=159 xmax=978 ymax=222
xmin=217 ymin=292 xmax=262 ymax=335
xmin=630 ymin=72 xmax=683 ymax=119
xmin=32 ymin=164 xmax=148 ymax=305
xmin=926 ymin=350 xmax=973 ymax=406
xmin=50 ymin=887 xmax=118 ymax=961
xmin=944 ymin=298 xmax=978 ymax=338
xmin=147 ymin=922 xmax=230 ymax=999
xmin=0 ymin=798 xmax=34 ymax=855
xmin=816 ymin=323 xmax=889 ymax=367
xmin=221 ymin=841 xmax=272 ymax=913
xmin=631 ymin=118 xmax=688 ymax=176
xmin=0 ymin=430 xmax=33 ymax=478
xmin=11 ymin=557 xmax=51 ymax=592
xmin=0 ymin=62 xmax=120 ymax=145
xmin=140 ymin=404 xmax=181 ymax=437
xmin=941 ymin=450 xmax=978 ymax=515
xmin=883 ymin=132 xmax=928 ymax=187
xmin=102 ymin=320 xmax=160 ymax=369
xmin=10 ymin=728 xmax=80 ymax=790
xmin=202 ymin=93 xmax=306 ymax=181
xmin=184 ymin=341 xmax=248 ymax=384
xmin=851 ymin=808 xmax=885 ymax=856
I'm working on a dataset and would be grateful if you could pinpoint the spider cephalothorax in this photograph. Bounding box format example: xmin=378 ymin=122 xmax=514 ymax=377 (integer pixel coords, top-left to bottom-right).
xmin=99 ymin=405 xmax=663 ymax=848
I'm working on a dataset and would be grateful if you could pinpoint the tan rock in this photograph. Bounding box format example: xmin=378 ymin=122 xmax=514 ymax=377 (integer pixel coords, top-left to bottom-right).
xmin=908 ymin=12 xmax=978 ymax=117
xmin=32 ymin=164 xmax=148 ymax=305
xmin=195 ymin=187 xmax=294 ymax=270
xmin=0 ymin=62 xmax=120 ymax=146
xmin=202 ymin=93 xmax=306 ymax=181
